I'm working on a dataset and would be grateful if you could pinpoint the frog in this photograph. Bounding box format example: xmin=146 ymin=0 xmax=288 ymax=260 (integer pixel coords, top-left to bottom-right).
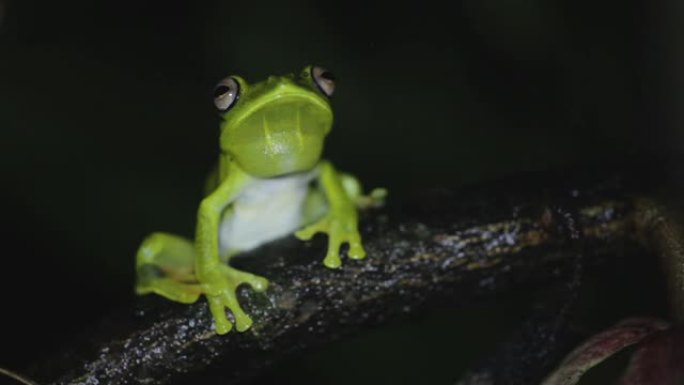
xmin=135 ymin=65 xmax=385 ymax=334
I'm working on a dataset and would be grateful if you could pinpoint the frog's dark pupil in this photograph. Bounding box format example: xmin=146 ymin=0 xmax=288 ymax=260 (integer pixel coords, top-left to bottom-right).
xmin=214 ymin=85 xmax=231 ymax=98
xmin=321 ymin=71 xmax=335 ymax=81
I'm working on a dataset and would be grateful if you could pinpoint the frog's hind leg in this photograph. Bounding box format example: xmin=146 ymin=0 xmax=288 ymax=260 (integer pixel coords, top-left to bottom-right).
xmin=135 ymin=232 xmax=202 ymax=304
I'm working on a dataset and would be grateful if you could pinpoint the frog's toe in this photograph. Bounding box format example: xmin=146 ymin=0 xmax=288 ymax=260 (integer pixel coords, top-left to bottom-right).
xmin=345 ymin=231 xmax=366 ymax=260
xmin=323 ymin=253 xmax=342 ymax=269
xmin=221 ymin=290 xmax=253 ymax=332
xmin=323 ymin=231 xmax=344 ymax=268
xmin=207 ymin=296 xmax=233 ymax=335
xmin=295 ymin=225 xmax=318 ymax=241
xmin=348 ymin=242 xmax=366 ymax=260
xmin=239 ymin=273 xmax=269 ymax=292
xmin=249 ymin=276 xmax=269 ymax=292
xmin=232 ymin=307 xmax=253 ymax=332
xmin=370 ymin=188 xmax=388 ymax=202
xmin=225 ymin=267 xmax=269 ymax=292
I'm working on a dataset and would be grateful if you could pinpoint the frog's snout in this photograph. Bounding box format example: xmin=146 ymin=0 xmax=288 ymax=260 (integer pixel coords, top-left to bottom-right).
xmin=266 ymin=75 xmax=294 ymax=88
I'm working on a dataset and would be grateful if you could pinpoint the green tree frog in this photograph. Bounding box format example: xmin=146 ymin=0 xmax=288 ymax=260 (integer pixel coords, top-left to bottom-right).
xmin=135 ymin=65 xmax=385 ymax=334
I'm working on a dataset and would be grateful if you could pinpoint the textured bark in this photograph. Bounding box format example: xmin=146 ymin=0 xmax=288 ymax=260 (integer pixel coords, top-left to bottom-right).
xmin=28 ymin=163 xmax=676 ymax=385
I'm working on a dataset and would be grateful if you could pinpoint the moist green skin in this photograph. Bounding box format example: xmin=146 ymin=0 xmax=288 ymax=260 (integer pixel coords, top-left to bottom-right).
xmin=135 ymin=65 xmax=378 ymax=334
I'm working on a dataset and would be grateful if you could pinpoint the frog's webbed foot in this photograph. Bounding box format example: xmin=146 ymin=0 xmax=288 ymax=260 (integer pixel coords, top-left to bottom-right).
xmin=295 ymin=207 xmax=365 ymax=269
xmin=136 ymin=233 xmax=269 ymax=333
xmin=135 ymin=232 xmax=202 ymax=304
xmin=201 ymin=264 xmax=268 ymax=334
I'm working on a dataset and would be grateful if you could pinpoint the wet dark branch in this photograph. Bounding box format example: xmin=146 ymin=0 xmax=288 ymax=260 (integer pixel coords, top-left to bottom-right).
xmin=31 ymin=163 xmax=674 ymax=385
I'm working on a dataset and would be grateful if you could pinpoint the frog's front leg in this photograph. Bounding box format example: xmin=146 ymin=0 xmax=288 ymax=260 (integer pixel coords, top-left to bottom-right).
xmin=296 ymin=160 xmax=365 ymax=268
xmin=135 ymin=232 xmax=267 ymax=334
xmin=196 ymin=166 xmax=268 ymax=334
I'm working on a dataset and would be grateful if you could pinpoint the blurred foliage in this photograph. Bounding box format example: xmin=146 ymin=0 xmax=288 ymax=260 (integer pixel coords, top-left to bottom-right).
xmin=0 ymin=0 xmax=678 ymax=383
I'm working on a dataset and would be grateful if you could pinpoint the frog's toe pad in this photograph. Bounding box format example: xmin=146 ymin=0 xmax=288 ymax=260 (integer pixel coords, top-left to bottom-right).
xmin=348 ymin=243 xmax=367 ymax=260
xmin=235 ymin=314 xmax=253 ymax=332
xmin=323 ymin=254 xmax=342 ymax=269
xmin=249 ymin=276 xmax=269 ymax=292
xmin=295 ymin=227 xmax=317 ymax=241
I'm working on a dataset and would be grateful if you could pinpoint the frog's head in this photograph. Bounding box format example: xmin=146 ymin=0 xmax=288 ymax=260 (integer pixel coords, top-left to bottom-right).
xmin=214 ymin=65 xmax=335 ymax=178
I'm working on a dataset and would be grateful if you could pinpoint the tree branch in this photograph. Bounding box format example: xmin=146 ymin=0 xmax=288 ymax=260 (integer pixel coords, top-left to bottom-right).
xmin=30 ymin=163 xmax=674 ymax=385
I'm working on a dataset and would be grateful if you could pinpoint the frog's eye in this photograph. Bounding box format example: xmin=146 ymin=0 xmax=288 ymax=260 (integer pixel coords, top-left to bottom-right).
xmin=213 ymin=77 xmax=240 ymax=112
xmin=312 ymin=66 xmax=335 ymax=97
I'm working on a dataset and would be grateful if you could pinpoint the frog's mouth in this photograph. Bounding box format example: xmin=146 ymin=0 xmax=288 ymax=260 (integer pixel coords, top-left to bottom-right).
xmin=224 ymin=96 xmax=333 ymax=178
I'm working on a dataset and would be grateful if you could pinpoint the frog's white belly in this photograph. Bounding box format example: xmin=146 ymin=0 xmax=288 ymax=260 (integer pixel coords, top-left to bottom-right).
xmin=219 ymin=172 xmax=315 ymax=254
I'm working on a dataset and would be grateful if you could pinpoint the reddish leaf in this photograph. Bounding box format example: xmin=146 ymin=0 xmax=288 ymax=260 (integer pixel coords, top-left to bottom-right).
xmin=541 ymin=317 xmax=670 ymax=385
xmin=619 ymin=325 xmax=684 ymax=385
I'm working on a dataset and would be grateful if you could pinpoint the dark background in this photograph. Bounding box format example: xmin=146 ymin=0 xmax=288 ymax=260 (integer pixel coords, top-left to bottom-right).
xmin=0 ymin=0 xmax=681 ymax=383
